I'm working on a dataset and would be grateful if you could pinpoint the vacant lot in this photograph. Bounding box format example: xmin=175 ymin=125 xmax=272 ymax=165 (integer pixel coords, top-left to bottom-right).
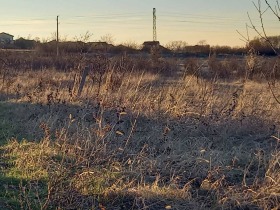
xmin=0 ymin=53 xmax=279 ymax=209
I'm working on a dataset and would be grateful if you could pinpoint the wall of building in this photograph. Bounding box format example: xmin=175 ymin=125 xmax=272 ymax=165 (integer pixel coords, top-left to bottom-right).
xmin=0 ymin=33 xmax=14 ymax=44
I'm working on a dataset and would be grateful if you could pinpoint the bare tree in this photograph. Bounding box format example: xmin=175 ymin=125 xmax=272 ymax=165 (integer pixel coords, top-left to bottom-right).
xmin=121 ymin=40 xmax=141 ymax=50
xmin=165 ymin=41 xmax=188 ymax=52
xmin=197 ymin=40 xmax=208 ymax=46
xmin=99 ymin=34 xmax=115 ymax=45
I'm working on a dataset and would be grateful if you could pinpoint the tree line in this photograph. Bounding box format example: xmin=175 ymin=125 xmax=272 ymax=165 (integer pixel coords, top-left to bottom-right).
xmin=2 ymin=36 xmax=280 ymax=56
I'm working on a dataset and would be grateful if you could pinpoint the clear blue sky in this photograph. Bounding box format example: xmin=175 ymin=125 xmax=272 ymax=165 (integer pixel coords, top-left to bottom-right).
xmin=1 ymin=0 xmax=278 ymax=46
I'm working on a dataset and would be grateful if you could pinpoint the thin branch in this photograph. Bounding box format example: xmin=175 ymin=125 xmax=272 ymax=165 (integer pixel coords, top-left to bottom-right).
xmin=253 ymin=0 xmax=269 ymax=15
xmin=236 ymin=23 xmax=252 ymax=45
xmin=268 ymin=81 xmax=280 ymax=104
xmin=246 ymin=23 xmax=251 ymax=41
xmin=265 ymin=0 xmax=280 ymax=20
xmin=247 ymin=5 xmax=278 ymax=55
xmin=257 ymin=3 xmax=275 ymax=50
xmin=277 ymin=0 xmax=280 ymax=13
xmin=236 ymin=29 xmax=249 ymax=44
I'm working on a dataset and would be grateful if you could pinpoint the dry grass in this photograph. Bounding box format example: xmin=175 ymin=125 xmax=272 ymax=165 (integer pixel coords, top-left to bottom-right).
xmin=0 ymin=53 xmax=279 ymax=209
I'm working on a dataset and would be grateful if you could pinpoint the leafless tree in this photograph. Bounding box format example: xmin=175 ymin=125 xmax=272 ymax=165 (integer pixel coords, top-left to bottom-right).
xmin=165 ymin=41 xmax=188 ymax=52
xmin=99 ymin=34 xmax=115 ymax=45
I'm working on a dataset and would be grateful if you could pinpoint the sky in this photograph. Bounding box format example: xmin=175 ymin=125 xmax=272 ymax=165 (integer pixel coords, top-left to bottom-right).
xmin=1 ymin=0 xmax=279 ymax=47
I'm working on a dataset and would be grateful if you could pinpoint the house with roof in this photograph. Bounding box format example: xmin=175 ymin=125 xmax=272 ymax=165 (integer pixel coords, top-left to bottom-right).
xmin=142 ymin=41 xmax=160 ymax=52
xmin=0 ymin=32 xmax=14 ymax=44
xmin=142 ymin=41 xmax=171 ymax=54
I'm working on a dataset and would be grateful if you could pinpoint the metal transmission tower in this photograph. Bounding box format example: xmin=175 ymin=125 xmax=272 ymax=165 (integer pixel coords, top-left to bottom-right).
xmin=153 ymin=8 xmax=157 ymax=41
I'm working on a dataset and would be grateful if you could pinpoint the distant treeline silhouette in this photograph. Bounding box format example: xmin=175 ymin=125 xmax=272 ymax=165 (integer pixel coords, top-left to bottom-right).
xmin=1 ymin=36 xmax=280 ymax=56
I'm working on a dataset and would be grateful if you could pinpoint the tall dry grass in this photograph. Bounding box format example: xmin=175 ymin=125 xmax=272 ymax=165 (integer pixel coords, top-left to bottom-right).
xmin=0 ymin=53 xmax=279 ymax=209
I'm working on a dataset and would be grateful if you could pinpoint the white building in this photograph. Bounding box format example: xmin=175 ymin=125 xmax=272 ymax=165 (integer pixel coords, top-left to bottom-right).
xmin=0 ymin=32 xmax=14 ymax=44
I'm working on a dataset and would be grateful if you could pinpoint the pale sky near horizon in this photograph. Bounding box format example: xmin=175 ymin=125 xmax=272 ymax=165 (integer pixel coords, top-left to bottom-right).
xmin=1 ymin=0 xmax=279 ymax=47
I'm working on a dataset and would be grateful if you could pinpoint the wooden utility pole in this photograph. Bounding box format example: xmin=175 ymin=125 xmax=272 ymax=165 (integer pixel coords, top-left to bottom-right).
xmin=56 ymin=15 xmax=59 ymax=57
xmin=153 ymin=8 xmax=157 ymax=41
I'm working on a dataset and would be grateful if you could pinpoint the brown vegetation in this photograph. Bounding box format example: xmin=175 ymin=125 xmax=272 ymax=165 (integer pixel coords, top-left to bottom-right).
xmin=0 ymin=50 xmax=279 ymax=209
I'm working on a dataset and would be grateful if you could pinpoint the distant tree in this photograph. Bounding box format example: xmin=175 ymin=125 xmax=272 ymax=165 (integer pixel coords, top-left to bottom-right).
xmin=197 ymin=40 xmax=208 ymax=46
xmin=74 ymin=31 xmax=92 ymax=43
xmin=165 ymin=41 xmax=188 ymax=52
xmin=121 ymin=40 xmax=141 ymax=50
xmin=99 ymin=34 xmax=115 ymax=45
xmin=211 ymin=45 xmax=246 ymax=55
xmin=72 ymin=31 xmax=93 ymax=53
xmin=248 ymin=37 xmax=273 ymax=55
xmin=34 ymin=37 xmax=41 ymax=43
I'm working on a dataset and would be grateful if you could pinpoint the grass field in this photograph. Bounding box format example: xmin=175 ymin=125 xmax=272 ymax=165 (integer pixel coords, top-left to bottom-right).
xmin=0 ymin=53 xmax=279 ymax=209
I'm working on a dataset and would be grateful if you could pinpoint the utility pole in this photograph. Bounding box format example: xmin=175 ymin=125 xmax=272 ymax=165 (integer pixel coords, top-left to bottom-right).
xmin=153 ymin=8 xmax=157 ymax=41
xmin=56 ymin=15 xmax=59 ymax=57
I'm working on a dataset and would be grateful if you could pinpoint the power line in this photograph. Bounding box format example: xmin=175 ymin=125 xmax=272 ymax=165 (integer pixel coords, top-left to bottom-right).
xmin=2 ymin=11 xmax=279 ymax=40
xmin=3 ymin=11 xmax=279 ymax=25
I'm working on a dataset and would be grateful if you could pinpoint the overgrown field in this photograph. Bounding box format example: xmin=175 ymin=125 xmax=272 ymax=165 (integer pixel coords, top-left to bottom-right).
xmin=0 ymin=52 xmax=279 ymax=209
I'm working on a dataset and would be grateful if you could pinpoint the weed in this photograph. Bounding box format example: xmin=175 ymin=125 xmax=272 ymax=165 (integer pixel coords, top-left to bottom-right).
xmin=0 ymin=53 xmax=279 ymax=209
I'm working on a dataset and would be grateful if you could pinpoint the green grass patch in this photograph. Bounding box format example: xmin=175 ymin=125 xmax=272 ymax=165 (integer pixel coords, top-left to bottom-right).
xmin=0 ymin=175 xmax=27 ymax=209
xmin=0 ymin=142 xmax=49 ymax=209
